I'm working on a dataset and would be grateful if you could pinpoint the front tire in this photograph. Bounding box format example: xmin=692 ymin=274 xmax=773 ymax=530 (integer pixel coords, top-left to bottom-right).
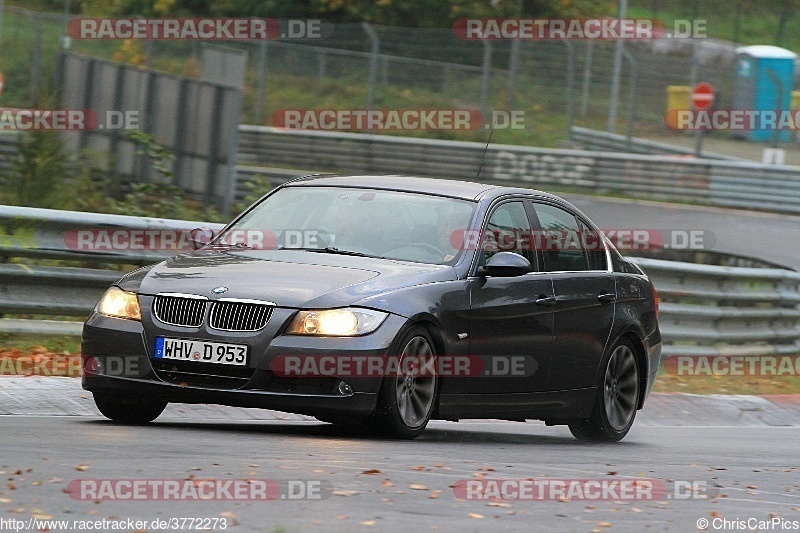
xmin=374 ymin=326 xmax=438 ymax=439
xmin=93 ymin=393 xmax=167 ymax=424
xmin=569 ymin=339 xmax=640 ymax=443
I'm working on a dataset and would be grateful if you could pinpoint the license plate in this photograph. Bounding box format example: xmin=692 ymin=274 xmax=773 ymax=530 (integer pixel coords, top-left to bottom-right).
xmin=154 ymin=337 xmax=248 ymax=366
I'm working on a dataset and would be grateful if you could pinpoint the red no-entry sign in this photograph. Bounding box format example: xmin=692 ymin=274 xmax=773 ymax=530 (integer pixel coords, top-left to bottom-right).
xmin=691 ymin=82 xmax=714 ymax=110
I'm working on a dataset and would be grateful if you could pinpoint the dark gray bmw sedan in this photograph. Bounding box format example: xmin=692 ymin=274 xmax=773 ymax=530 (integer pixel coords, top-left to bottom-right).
xmin=82 ymin=175 xmax=661 ymax=441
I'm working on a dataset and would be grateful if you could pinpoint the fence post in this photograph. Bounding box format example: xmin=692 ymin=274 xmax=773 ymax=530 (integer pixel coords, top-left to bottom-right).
xmin=253 ymin=40 xmax=268 ymax=124
xmin=172 ymin=76 xmax=190 ymax=188
xmin=608 ymin=0 xmax=627 ymax=133
xmin=580 ymin=40 xmax=594 ymax=117
xmin=565 ymin=41 xmax=575 ymax=141
xmin=30 ymin=13 xmax=41 ymax=101
xmin=222 ymin=88 xmax=242 ymax=216
xmin=481 ymin=40 xmax=492 ymax=118
xmin=623 ymin=48 xmax=637 ymax=149
xmin=507 ymin=39 xmax=520 ymax=107
xmin=362 ymin=23 xmax=379 ymax=110
xmin=204 ymin=85 xmax=225 ymax=214
xmin=317 ymin=50 xmax=327 ymax=80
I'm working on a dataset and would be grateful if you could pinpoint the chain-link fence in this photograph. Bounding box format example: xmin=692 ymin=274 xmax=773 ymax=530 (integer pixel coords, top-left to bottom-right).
xmin=0 ymin=5 xmax=794 ymax=149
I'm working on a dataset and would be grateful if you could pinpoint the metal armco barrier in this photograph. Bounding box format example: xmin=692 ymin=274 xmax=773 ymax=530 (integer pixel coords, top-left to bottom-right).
xmin=0 ymin=206 xmax=224 ymax=336
xmin=2 ymin=206 xmax=800 ymax=357
xmin=236 ymin=126 xmax=800 ymax=215
xmin=633 ymin=257 xmax=800 ymax=357
xmin=569 ymin=126 xmax=739 ymax=160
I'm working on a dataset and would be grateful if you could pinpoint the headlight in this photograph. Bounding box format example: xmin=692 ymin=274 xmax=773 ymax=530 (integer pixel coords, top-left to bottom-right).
xmin=287 ymin=308 xmax=387 ymax=336
xmin=96 ymin=287 xmax=141 ymax=321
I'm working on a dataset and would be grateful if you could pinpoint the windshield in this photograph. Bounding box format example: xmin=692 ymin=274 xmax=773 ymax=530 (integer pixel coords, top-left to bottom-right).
xmin=216 ymin=186 xmax=477 ymax=266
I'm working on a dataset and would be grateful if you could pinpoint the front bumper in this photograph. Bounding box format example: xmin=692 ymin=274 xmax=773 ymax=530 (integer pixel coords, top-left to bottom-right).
xmin=81 ymin=311 xmax=408 ymax=419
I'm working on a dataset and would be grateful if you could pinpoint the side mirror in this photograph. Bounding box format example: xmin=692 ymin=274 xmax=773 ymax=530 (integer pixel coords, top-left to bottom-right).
xmin=483 ymin=252 xmax=531 ymax=277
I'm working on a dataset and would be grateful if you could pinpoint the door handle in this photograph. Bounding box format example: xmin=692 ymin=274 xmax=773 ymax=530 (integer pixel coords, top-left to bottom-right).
xmin=597 ymin=293 xmax=616 ymax=303
xmin=535 ymin=295 xmax=556 ymax=306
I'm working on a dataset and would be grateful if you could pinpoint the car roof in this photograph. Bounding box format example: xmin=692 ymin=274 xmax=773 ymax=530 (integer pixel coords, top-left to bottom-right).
xmin=283 ymin=174 xmax=564 ymax=202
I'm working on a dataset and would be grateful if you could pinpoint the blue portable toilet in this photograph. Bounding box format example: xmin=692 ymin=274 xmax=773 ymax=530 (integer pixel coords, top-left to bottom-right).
xmin=732 ymin=45 xmax=797 ymax=142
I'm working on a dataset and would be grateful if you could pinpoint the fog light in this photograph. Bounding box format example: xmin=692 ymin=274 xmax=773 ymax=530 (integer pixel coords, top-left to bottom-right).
xmin=337 ymin=380 xmax=353 ymax=395
xmin=82 ymin=356 xmax=103 ymax=376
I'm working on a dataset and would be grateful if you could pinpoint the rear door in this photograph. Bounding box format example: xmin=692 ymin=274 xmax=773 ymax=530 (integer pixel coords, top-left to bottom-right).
xmin=530 ymin=202 xmax=616 ymax=391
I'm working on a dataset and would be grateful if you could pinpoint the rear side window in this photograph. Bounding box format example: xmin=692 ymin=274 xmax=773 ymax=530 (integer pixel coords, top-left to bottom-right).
xmin=579 ymin=220 xmax=608 ymax=271
xmin=532 ymin=203 xmax=604 ymax=272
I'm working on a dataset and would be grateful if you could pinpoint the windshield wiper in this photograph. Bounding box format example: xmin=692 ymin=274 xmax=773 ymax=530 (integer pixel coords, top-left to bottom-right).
xmin=278 ymin=246 xmax=382 ymax=258
xmin=308 ymin=246 xmax=378 ymax=258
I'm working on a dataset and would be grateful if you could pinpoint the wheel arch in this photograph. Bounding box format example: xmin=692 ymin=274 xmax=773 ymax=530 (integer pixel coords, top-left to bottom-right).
xmin=612 ymin=329 xmax=649 ymax=410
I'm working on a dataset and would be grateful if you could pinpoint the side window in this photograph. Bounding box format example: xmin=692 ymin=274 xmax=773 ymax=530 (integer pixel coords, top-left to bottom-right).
xmin=479 ymin=201 xmax=536 ymax=270
xmin=579 ymin=220 xmax=608 ymax=271
xmin=532 ymin=203 xmax=590 ymax=272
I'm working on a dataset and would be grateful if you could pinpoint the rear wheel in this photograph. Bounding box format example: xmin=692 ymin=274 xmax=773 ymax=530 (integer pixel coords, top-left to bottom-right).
xmin=93 ymin=393 xmax=167 ymax=424
xmin=569 ymin=339 xmax=640 ymax=443
xmin=374 ymin=326 xmax=438 ymax=439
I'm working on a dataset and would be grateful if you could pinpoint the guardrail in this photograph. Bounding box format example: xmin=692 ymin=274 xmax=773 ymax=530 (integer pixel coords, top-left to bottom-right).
xmin=2 ymin=206 xmax=799 ymax=357
xmin=0 ymin=206 xmax=224 ymax=336
xmin=569 ymin=126 xmax=740 ymax=160
xmin=633 ymin=257 xmax=800 ymax=357
xmin=236 ymin=125 xmax=800 ymax=215
xmin=3 ymin=127 xmax=799 ymax=215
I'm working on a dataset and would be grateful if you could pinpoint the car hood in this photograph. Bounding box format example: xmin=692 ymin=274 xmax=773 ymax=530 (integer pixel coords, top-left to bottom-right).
xmin=118 ymin=248 xmax=457 ymax=309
